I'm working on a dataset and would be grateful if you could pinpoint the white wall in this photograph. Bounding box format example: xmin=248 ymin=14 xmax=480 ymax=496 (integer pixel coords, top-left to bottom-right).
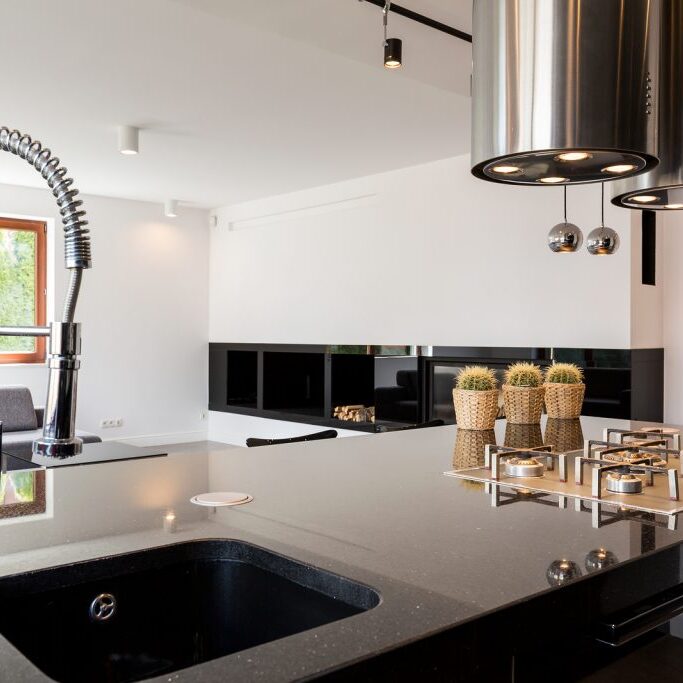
xmin=0 ymin=184 xmax=209 ymax=444
xmin=207 ymin=153 xmax=669 ymax=443
xmin=630 ymin=210 xmax=664 ymax=349
xmin=663 ymin=212 xmax=683 ymax=424
xmin=209 ymin=154 xmax=645 ymax=349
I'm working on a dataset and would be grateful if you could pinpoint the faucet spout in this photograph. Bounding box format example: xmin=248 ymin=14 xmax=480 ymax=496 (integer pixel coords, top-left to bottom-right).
xmin=0 ymin=127 xmax=92 ymax=458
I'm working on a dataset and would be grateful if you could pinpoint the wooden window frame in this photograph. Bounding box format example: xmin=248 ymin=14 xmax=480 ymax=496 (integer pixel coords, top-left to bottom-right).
xmin=0 ymin=217 xmax=47 ymax=364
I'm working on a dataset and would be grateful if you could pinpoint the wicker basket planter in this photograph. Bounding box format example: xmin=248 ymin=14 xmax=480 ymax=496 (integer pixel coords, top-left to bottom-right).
xmin=453 ymin=428 xmax=494 ymax=469
xmin=544 ymin=418 xmax=584 ymax=451
xmin=453 ymin=388 xmax=499 ymax=430
xmin=544 ymin=383 xmax=585 ymax=419
xmin=504 ymin=423 xmax=543 ymax=449
xmin=502 ymin=385 xmax=545 ymax=424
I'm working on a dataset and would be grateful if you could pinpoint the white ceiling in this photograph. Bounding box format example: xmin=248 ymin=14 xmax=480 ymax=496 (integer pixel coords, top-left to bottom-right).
xmin=0 ymin=0 xmax=472 ymax=209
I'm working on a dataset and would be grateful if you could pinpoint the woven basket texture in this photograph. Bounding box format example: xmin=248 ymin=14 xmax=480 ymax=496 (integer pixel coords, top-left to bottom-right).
xmin=504 ymin=423 xmax=543 ymax=449
xmin=453 ymin=388 xmax=499 ymax=430
xmin=503 ymin=385 xmax=545 ymax=424
xmin=544 ymin=418 xmax=584 ymax=451
xmin=453 ymin=428 xmax=494 ymax=469
xmin=544 ymin=383 xmax=585 ymax=419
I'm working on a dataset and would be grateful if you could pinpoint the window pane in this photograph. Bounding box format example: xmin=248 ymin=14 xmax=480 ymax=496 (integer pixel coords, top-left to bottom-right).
xmin=0 ymin=228 xmax=36 ymax=353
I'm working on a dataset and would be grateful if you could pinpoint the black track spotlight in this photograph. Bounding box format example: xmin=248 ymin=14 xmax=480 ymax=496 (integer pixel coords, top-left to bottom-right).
xmin=382 ymin=2 xmax=402 ymax=69
xmin=384 ymin=37 xmax=402 ymax=68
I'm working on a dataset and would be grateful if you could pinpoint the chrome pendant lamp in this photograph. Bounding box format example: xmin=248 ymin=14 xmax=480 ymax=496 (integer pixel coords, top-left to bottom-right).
xmin=471 ymin=0 xmax=657 ymax=185
xmin=612 ymin=1 xmax=683 ymax=209
xmin=586 ymin=184 xmax=619 ymax=255
xmin=548 ymin=187 xmax=583 ymax=252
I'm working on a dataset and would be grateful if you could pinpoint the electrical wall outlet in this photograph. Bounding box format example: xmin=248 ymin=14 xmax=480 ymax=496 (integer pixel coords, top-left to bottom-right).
xmin=100 ymin=418 xmax=123 ymax=429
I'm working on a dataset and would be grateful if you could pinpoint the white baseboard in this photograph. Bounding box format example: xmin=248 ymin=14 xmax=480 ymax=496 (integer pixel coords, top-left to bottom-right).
xmin=108 ymin=430 xmax=209 ymax=447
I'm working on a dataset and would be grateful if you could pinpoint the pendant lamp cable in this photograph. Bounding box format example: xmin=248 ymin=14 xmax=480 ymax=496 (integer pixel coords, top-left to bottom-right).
xmin=601 ymin=182 xmax=605 ymax=229
xmin=564 ymin=186 xmax=567 ymax=223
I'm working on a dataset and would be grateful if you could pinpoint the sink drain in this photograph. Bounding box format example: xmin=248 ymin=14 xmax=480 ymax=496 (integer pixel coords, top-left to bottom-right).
xmin=89 ymin=593 xmax=116 ymax=622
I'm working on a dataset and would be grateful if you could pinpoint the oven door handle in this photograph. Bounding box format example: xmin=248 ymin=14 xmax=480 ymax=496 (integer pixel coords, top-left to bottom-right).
xmin=597 ymin=585 xmax=683 ymax=646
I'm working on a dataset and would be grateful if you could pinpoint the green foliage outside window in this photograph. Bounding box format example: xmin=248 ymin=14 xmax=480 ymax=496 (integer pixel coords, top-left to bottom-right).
xmin=0 ymin=228 xmax=36 ymax=353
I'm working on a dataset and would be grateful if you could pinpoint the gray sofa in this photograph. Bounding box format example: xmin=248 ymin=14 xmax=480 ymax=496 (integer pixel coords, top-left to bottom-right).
xmin=0 ymin=386 xmax=101 ymax=458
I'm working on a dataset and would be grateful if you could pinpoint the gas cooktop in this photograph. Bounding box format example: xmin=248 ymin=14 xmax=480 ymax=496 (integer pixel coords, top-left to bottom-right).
xmin=445 ymin=426 xmax=683 ymax=517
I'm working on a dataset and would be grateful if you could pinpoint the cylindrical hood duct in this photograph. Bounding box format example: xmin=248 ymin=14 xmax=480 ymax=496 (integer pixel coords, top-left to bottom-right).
xmin=612 ymin=1 xmax=683 ymax=209
xmin=471 ymin=0 xmax=658 ymax=185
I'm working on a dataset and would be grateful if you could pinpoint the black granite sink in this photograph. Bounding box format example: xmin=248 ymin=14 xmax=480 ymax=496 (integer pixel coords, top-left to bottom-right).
xmin=0 ymin=539 xmax=380 ymax=683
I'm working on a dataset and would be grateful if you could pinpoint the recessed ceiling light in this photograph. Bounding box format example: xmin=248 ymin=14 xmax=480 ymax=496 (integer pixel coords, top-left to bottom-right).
xmin=631 ymin=195 xmax=659 ymax=203
xmin=555 ymin=152 xmax=592 ymax=162
xmin=602 ymin=164 xmax=637 ymax=174
xmin=117 ymin=125 xmax=139 ymax=155
xmin=665 ymin=203 xmax=683 ymax=209
xmin=164 ymin=199 xmax=178 ymax=218
xmin=539 ymin=177 xmax=567 ymax=184
xmin=491 ymin=165 xmax=521 ymax=174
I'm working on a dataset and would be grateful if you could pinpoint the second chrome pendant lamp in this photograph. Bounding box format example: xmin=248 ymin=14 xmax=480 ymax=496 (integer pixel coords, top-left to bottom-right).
xmin=470 ymin=0 xmax=657 ymax=185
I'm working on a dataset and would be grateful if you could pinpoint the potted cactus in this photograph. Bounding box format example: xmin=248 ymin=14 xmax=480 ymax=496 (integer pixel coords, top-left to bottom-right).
xmin=453 ymin=366 xmax=499 ymax=430
xmin=502 ymin=362 xmax=545 ymax=424
xmin=544 ymin=363 xmax=585 ymax=419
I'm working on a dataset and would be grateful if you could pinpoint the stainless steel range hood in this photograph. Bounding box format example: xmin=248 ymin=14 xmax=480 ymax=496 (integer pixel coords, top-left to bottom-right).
xmin=471 ymin=0 xmax=658 ymax=185
xmin=612 ymin=1 xmax=683 ymax=209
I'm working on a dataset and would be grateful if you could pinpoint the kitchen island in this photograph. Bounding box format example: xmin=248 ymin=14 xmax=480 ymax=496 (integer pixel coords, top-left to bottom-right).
xmin=0 ymin=415 xmax=682 ymax=681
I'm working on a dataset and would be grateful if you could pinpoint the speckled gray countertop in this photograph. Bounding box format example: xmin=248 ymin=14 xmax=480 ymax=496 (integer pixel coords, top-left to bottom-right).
xmin=1 ymin=416 xmax=683 ymax=682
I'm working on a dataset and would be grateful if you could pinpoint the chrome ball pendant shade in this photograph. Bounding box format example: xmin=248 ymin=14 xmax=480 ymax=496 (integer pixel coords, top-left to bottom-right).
xmin=587 ymin=184 xmax=619 ymax=255
xmin=471 ymin=0 xmax=657 ymax=185
xmin=586 ymin=227 xmax=620 ymax=256
xmin=548 ymin=187 xmax=583 ymax=253
xmin=548 ymin=223 xmax=583 ymax=253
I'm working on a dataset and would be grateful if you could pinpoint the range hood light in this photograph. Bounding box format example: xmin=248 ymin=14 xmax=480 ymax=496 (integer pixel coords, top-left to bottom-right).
xmin=556 ymin=152 xmax=592 ymax=162
xmin=471 ymin=0 xmax=656 ymax=185
xmin=602 ymin=164 xmax=638 ymax=174
xmin=538 ymin=177 xmax=567 ymax=184
xmin=666 ymin=203 xmax=683 ymax=209
xmin=491 ymin=165 xmax=522 ymax=174
xmin=631 ymin=195 xmax=659 ymax=203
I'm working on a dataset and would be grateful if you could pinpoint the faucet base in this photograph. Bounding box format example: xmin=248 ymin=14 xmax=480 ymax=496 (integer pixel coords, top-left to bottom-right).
xmin=33 ymin=436 xmax=83 ymax=459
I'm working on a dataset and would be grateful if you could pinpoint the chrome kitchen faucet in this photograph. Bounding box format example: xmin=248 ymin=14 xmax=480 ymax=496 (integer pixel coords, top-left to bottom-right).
xmin=0 ymin=128 xmax=91 ymax=457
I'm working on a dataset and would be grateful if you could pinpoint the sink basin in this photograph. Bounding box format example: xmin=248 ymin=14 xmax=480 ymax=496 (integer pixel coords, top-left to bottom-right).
xmin=0 ymin=539 xmax=380 ymax=683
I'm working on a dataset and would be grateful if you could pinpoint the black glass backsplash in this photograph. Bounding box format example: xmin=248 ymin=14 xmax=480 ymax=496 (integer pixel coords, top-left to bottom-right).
xmin=209 ymin=344 xmax=663 ymax=430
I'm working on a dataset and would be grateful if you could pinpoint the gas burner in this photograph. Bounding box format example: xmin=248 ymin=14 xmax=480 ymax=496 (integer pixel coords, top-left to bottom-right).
xmin=505 ymin=457 xmax=545 ymax=478
xmin=601 ymin=450 xmax=668 ymax=468
xmin=584 ymin=440 xmax=680 ymax=471
xmin=605 ymin=472 xmax=643 ymax=494
xmin=602 ymin=451 xmax=644 ymax=464
xmin=604 ymin=426 xmax=681 ymax=450
xmin=485 ymin=445 xmax=568 ymax=483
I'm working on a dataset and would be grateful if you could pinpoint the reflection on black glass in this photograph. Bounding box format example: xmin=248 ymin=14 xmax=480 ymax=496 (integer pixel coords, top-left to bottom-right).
xmin=0 ymin=470 xmax=46 ymax=519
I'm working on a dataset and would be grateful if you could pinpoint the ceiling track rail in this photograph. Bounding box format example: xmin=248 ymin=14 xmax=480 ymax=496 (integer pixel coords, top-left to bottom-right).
xmin=359 ymin=0 xmax=472 ymax=43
